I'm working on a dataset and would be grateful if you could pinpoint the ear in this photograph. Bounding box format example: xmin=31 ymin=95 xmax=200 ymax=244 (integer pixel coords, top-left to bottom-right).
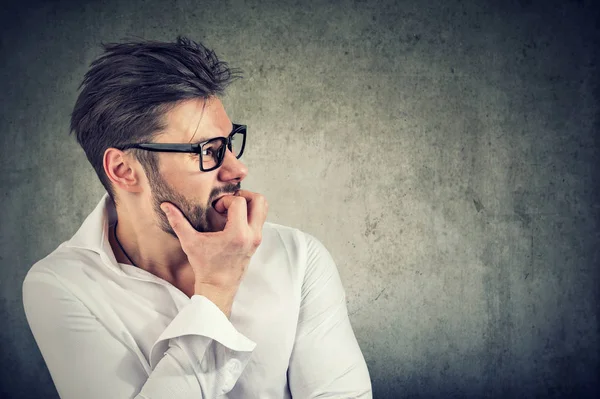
xmin=103 ymin=148 xmax=144 ymax=194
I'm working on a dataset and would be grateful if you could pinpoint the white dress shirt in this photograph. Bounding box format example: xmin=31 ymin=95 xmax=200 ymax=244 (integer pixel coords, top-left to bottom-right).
xmin=22 ymin=194 xmax=372 ymax=398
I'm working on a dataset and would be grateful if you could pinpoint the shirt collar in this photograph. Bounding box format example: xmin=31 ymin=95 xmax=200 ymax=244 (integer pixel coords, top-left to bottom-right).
xmin=65 ymin=193 xmax=123 ymax=274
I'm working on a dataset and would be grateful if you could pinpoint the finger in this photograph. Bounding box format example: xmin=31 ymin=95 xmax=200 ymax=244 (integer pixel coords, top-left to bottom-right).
xmin=222 ymin=196 xmax=249 ymax=231
xmin=213 ymin=194 xmax=240 ymax=214
xmin=213 ymin=194 xmax=236 ymax=214
xmin=234 ymin=190 xmax=268 ymax=232
xmin=160 ymin=202 xmax=199 ymax=245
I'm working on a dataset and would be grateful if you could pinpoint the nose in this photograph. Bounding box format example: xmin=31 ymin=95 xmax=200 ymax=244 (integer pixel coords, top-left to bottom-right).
xmin=218 ymin=148 xmax=248 ymax=183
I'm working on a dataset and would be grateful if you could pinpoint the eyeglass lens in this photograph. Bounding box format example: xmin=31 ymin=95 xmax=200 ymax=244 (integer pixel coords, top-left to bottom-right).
xmin=228 ymin=132 xmax=244 ymax=158
xmin=200 ymin=131 xmax=244 ymax=170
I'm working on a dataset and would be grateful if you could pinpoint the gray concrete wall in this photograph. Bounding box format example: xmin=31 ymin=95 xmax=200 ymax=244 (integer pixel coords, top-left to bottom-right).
xmin=1 ymin=0 xmax=598 ymax=397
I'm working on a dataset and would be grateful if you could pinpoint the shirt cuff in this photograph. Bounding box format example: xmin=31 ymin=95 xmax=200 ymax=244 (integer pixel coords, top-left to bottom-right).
xmin=150 ymin=295 xmax=256 ymax=368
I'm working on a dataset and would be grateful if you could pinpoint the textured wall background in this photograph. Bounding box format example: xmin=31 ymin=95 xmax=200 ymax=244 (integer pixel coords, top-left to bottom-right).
xmin=1 ymin=0 xmax=598 ymax=398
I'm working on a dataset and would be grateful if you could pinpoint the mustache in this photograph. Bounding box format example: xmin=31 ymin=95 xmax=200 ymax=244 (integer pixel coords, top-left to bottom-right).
xmin=209 ymin=182 xmax=241 ymax=203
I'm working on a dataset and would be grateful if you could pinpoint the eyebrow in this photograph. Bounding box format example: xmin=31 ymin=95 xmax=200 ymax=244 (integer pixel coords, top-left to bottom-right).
xmin=189 ymin=136 xmax=212 ymax=145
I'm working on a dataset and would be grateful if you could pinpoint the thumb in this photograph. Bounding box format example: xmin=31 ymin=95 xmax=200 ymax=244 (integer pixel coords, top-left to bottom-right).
xmin=160 ymin=202 xmax=197 ymax=243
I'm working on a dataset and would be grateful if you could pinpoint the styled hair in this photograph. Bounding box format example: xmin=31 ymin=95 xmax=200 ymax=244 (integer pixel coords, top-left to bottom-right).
xmin=70 ymin=36 xmax=241 ymax=201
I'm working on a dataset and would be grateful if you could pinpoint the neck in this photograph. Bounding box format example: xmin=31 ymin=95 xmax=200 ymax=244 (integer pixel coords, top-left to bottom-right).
xmin=110 ymin=200 xmax=190 ymax=282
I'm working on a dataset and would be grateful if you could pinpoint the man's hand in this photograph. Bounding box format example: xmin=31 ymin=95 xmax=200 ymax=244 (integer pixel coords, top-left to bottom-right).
xmin=160 ymin=190 xmax=268 ymax=317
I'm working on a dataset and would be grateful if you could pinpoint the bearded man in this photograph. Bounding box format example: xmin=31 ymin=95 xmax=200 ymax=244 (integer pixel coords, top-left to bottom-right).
xmin=22 ymin=36 xmax=372 ymax=399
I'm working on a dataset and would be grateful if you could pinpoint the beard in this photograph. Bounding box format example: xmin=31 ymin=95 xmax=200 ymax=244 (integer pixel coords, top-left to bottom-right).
xmin=147 ymin=170 xmax=240 ymax=237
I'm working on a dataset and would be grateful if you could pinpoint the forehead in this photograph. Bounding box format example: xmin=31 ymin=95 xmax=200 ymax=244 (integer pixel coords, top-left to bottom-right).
xmin=160 ymin=97 xmax=232 ymax=143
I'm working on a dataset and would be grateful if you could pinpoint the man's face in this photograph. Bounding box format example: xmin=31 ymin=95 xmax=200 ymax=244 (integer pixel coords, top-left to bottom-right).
xmin=144 ymin=97 xmax=248 ymax=236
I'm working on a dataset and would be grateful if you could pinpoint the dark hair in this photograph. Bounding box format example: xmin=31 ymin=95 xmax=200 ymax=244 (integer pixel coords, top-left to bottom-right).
xmin=70 ymin=36 xmax=241 ymax=201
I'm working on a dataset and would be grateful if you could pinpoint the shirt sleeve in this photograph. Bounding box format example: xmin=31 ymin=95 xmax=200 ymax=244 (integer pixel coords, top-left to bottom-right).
xmin=287 ymin=233 xmax=372 ymax=398
xmin=22 ymin=269 xmax=255 ymax=399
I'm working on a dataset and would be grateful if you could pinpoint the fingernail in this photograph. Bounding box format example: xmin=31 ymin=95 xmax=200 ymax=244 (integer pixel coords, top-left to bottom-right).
xmin=161 ymin=205 xmax=169 ymax=214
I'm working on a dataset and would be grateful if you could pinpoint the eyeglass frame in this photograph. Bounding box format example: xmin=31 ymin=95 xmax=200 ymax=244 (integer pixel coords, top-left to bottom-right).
xmin=116 ymin=123 xmax=247 ymax=172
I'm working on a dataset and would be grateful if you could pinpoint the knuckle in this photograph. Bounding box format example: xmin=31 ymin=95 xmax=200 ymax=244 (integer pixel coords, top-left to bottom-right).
xmin=232 ymin=230 xmax=249 ymax=246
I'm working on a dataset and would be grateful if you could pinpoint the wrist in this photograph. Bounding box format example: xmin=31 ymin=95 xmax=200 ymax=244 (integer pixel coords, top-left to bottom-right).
xmin=194 ymin=283 xmax=235 ymax=317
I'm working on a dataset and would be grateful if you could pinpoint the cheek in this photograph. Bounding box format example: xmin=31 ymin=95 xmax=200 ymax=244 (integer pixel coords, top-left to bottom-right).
xmin=155 ymin=157 xmax=219 ymax=203
xmin=170 ymin=172 xmax=217 ymax=205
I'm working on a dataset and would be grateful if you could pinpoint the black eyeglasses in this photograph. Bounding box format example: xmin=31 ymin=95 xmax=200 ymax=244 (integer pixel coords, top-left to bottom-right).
xmin=117 ymin=124 xmax=247 ymax=172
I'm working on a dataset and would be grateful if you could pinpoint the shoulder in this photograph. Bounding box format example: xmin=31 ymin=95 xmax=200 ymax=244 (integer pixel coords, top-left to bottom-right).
xmin=251 ymin=223 xmax=336 ymax=298
xmin=23 ymin=242 xmax=113 ymax=298
xmin=262 ymin=221 xmax=303 ymax=240
xmin=261 ymin=224 xmax=345 ymax=303
xmin=261 ymin=221 xmax=325 ymax=256
xmin=259 ymin=222 xmax=333 ymax=269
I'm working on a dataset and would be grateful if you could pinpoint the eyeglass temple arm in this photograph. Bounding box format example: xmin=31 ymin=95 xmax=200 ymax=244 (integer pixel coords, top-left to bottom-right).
xmin=119 ymin=143 xmax=199 ymax=152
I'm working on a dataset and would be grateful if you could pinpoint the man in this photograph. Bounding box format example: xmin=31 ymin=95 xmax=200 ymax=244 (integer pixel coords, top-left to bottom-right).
xmin=22 ymin=36 xmax=371 ymax=398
